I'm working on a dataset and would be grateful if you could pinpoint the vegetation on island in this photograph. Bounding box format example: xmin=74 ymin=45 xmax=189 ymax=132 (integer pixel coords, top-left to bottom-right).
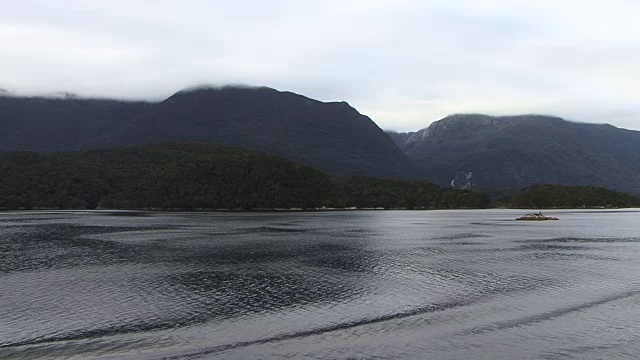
xmin=0 ymin=143 xmax=490 ymax=211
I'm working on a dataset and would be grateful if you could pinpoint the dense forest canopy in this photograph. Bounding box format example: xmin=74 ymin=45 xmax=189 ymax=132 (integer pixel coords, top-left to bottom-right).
xmin=2 ymin=143 xmax=637 ymax=211
xmin=0 ymin=143 xmax=489 ymax=211
xmin=504 ymin=184 xmax=640 ymax=209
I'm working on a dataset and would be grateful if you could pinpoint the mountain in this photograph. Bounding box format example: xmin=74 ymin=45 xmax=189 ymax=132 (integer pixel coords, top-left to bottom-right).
xmin=0 ymin=87 xmax=417 ymax=178
xmin=0 ymin=95 xmax=153 ymax=152
xmin=90 ymin=86 xmax=416 ymax=178
xmin=389 ymin=114 xmax=640 ymax=194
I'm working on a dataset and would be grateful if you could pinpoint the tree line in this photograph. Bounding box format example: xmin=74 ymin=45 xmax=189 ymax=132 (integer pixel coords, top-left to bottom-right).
xmin=0 ymin=143 xmax=490 ymax=211
xmin=501 ymin=184 xmax=640 ymax=209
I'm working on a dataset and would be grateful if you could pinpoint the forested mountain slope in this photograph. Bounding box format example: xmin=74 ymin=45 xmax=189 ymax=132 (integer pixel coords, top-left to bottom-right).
xmin=389 ymin=114 xmax=640 ymax=194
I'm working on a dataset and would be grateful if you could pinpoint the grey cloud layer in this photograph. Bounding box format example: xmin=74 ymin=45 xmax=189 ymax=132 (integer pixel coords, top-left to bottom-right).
xmin=1 ymin=0 xmax=639 ymax=131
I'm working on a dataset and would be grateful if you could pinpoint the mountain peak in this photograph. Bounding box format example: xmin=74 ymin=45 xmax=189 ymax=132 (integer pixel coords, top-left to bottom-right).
xmin=403 ymin=114 xmax=573 ymax=143
xmin=85 ymin=86 xmax=417 ymax=178
xmin=0 ymin=88 xmax=13 ymax=97
xmin=173 ymin=85 xmax=356 ymax=110
xmin=176 ymin=84 xmax=274 ymax=95
xmin=389 ymin=113 xmax=640 ymax=193
xmin=436 ymin=113 xmax=565 ymax=127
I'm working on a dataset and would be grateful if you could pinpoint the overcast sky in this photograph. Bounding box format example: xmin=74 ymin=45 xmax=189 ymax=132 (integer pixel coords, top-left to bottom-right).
xmin=1 ymin=0 xmax=639 ymax=131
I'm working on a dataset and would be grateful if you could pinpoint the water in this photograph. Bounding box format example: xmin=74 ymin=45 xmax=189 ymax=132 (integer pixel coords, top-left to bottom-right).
xmin=1 ymin=209 xmax=640 ymax=359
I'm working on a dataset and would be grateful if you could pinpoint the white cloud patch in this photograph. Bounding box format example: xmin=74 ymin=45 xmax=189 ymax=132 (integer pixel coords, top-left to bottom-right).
xmin=1 ymin=0 xmax=639 ymax=130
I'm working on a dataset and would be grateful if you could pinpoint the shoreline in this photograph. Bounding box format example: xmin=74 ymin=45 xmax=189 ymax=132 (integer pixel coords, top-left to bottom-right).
xmin=1 ymin=207 xmax=639 ymax=213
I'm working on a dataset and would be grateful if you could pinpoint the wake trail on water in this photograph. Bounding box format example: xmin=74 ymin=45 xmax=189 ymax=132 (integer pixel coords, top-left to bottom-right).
xmin=463 ymin=289 xmax=640 ymax=335
xmin=0 ymin=321 xmax=185 ymax=350
xmin=165 ymin=288 xmax=640 ymax=358
xmin=162 ymin=300 xmax=475 ymax=359
xmin=0 ymin=298 xmax=469 ymax=356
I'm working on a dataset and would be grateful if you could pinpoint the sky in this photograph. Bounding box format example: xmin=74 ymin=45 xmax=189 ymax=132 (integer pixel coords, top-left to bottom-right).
xmin=1 ymin=0 xmax=639 ymax=131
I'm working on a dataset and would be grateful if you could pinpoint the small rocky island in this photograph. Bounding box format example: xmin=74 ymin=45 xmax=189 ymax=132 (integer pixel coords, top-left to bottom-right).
xmin=516 ymin=211 xmax=559 ymax=221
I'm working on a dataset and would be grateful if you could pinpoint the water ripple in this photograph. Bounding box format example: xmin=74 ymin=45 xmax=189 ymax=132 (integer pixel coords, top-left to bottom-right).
xmin=1 ymin=209 xmax=640 ymax=359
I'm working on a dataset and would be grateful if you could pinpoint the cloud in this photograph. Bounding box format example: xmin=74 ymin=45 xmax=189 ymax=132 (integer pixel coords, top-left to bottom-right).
xmin=1 ymin=0 xmax=639 ymax=130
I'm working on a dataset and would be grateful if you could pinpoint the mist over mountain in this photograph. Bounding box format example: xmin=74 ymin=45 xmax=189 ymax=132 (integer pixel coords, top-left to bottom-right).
xmin=0 ymin=87 xmax=416 ymax=179
xmin=389 ymin=114 xmax=640 ymax=194
xmin=3 ymin=88 xmax=640 ymax=193
xmin=91 ymin=86 xmax=417 ymax=178
xmin=0 ymin=95 xmax=153 ymax=152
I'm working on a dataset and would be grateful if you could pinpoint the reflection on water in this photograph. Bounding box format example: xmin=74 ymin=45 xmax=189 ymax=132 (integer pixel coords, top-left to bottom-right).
xmin=1 ymin=209 xmax=640 ymax=359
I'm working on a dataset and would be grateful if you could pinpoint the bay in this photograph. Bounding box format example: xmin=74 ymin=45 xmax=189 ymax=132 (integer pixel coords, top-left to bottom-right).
xmin=1 ymin=209 xmax=639 ymax=359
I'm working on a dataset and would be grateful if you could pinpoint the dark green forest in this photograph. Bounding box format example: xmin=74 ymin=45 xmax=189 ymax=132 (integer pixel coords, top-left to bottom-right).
xmin=504 ymin=184 xmax=640 ymax=209
xmin=0 ymin=143 xmax=490 ymax=210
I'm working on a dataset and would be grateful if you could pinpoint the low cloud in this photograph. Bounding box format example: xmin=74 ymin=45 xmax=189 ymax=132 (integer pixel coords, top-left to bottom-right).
xmin=1 ymin=0 xmax=639 ymax=130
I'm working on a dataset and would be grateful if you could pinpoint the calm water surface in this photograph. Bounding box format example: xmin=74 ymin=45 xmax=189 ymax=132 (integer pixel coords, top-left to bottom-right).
xmin=1 ymin=209 xmax=640 ymax=359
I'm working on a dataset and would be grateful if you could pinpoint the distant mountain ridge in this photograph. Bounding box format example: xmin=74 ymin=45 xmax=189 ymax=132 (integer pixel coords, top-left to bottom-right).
xmin=0 ymin=95 xmax=153 ymax=152
xmin=92 ymin=86 xmax=417 ymax=178
xmin=0 ymin=86 xmax=417 ymax=178
xmin=3 ymin=88 xmax=640 ymax=192
xmin=389 ymin=114 xmax=640 ymax=194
